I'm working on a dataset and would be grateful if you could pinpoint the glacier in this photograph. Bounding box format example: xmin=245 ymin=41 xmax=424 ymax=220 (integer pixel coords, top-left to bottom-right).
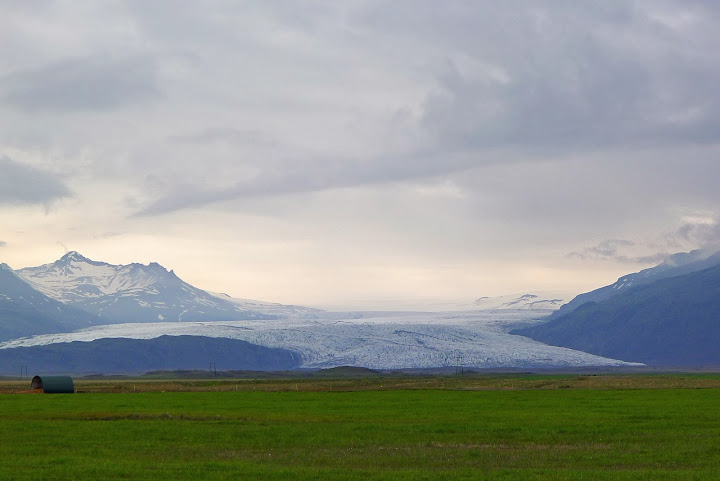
xmin=0 ymin=309 xmax=642 ymax=370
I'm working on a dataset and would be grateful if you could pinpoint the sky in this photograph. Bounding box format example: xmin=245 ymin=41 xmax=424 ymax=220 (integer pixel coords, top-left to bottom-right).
xmin=2 ymin=0 xmax=720 ymax=309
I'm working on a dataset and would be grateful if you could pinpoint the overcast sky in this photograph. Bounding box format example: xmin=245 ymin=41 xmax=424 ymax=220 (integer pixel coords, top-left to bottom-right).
xmin=2 ymin=1 xmax=720 ymax=308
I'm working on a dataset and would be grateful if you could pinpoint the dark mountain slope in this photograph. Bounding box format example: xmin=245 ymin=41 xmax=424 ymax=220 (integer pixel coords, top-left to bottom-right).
xmin=549 ymin=250 xmax=720 ymax=319
xmin=0 ymin=264 xmax=100 ymax=341
xmin=513 ymin=263 xmax=720 ymax=366
xmin=0 ymin=335 xmax=301 ymax=374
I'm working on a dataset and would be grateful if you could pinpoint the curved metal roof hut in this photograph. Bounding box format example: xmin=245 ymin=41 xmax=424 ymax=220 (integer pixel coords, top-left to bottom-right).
xmin=30 ymin=375 xmax=75 ymax=394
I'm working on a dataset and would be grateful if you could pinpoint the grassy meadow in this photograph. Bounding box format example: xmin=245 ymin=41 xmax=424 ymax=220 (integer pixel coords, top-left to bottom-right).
xmin=1 ymin=375 xmax=720 ymax=479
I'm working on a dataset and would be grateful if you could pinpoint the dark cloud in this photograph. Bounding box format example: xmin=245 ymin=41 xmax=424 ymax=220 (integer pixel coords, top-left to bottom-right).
xmin=0 ymin=156 xmax=70 ymax=206
xmin=0 ymin=55 xmax=160 ymax=112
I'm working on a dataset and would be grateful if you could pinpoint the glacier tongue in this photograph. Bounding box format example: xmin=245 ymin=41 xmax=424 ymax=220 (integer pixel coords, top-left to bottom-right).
xmin=0 ymin=310 xmax=642 ymax=370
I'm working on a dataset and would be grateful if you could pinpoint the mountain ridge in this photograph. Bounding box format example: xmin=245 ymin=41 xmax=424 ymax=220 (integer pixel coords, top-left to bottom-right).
xmin=0 ymin=251 xmax=325 ymax=342
xmin=473 ymin=292 xmax=572 ymax=310
xmin=0 ymin=265 xmax=101 ymax=341
xmin=513 ymin=262 xmax=720 ymax=366
xmin=549 ymin=249 xmax=720 ymax=319
xmin=17 ymin=251 xmax=278 ymax=323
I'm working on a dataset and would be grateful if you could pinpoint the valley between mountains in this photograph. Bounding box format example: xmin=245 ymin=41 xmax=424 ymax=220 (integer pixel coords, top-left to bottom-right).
xmin=2 ymin=249 xmax=719 ymax=374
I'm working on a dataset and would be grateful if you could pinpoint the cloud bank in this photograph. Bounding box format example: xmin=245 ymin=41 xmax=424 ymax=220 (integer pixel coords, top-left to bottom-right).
xmin=2 ymin=1 xmax=720 ymax=305
xmin=0 ymin=156 xmax=70 ymax=206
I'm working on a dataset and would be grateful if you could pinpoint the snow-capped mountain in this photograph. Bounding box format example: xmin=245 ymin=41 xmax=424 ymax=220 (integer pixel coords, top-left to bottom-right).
xmin=473 ymin=292 xmax=572 ymax=310
xmin=0 ymin=262 xmax=100 ymax=341
xmin=17 ymin=252 xmax=275 ymax=323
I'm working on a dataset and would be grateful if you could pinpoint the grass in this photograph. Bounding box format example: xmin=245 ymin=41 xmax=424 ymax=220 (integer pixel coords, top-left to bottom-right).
xmin=1 ymin=376 xmax=720 ymax=479
xmin=6 ymin=372 xmax=720 ymax=394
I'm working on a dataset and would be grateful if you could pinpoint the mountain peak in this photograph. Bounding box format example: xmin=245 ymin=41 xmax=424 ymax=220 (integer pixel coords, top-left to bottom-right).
xmin=58 ymin=251 xmax=89 ymax=263
xmin=55 ymin=251 xmax=110 ymax=268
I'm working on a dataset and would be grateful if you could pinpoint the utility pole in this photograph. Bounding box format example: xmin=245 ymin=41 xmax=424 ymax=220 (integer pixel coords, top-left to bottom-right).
xmin=455 ymin=354 xmax=464 ymax=375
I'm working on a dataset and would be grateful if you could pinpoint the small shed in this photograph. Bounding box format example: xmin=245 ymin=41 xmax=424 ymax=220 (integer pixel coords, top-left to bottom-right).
xmin=30 ymin=375 xmax=75 ymax=394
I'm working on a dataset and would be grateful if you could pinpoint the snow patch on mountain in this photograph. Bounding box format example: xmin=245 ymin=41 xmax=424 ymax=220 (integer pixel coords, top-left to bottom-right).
xmin=473 ymin=292 xmax=574 ymax=310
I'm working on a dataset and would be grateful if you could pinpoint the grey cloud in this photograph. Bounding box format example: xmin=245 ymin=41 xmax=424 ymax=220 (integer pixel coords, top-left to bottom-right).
xmin=4 ymin=0 xmax=717 ymax=235
xmin=136 ymin=1 xmax=720 ymax=217
xmin=137 ymin=142 xmax=720 ymax=219
xmin=0 ymin=55 xmax=160 ymax=112
xmin=170 ymin=128 xmax=278 ymax=147
xmin=411 ymin=2 xmax=720 ymax=152
xmin=133 ymin=150 xmax=482 ymax=216
xmin=348 ymin=1 xmax=720 ymax=150
xmin=0 ymin=241 xmax=6 ymax=248
xmin=617 ymin=253 xmax=670 ymax=265
xmin=568 ymin=239 xmax=668 ymax=265
xmin=566 ymin=215 xmax=720 ymax=266
xmin=573 ymin=239 xmax=635 ymax=259
xmin=0 ymin=156 xmax=70 ymax=206
xmin=669 ymin=219 xmax=720 ymax=250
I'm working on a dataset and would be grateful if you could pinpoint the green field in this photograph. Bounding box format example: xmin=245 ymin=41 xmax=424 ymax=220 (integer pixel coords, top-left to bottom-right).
xmin=1 ymin=377 xmax=720 ymax=479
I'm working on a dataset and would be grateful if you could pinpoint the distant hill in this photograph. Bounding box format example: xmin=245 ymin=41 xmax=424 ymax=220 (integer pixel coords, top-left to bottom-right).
xmin=512 ymin=263 xmax=720 ymax=367
xmin=549 ymin=249 xmax=720 ymax=319
xmin=0 ymin=264 xmax=100 ymax=341
xmin=0 ymin=335 xmax=301 ymax=375
xmin=473 ymin=292 xmax=571 ymax=310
